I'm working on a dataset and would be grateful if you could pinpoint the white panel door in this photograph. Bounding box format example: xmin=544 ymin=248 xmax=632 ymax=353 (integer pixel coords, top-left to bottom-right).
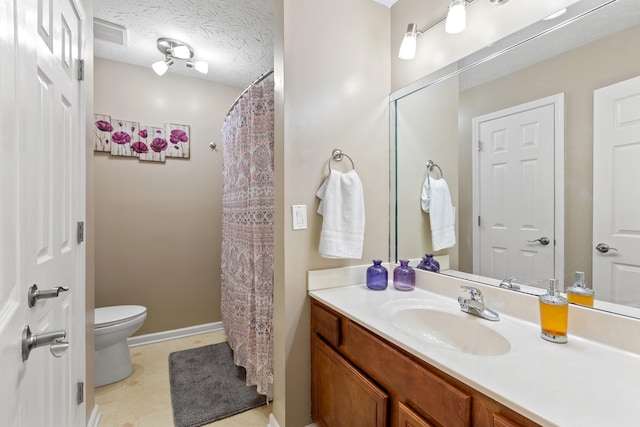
xmin=0 ymin=0 xmax=86 ymax=425
xmin=473 ymin=95 xmax=563 ymax=288
xmin=593 ymin=76 xmax=640 ymax=307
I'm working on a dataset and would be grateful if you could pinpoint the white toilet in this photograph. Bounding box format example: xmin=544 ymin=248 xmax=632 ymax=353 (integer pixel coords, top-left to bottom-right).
xmin=94 ymin=305 xmax=147 ymax=387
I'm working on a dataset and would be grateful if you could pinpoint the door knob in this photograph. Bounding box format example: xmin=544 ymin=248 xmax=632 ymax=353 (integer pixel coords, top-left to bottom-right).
xmin=527 ymin=237 xmax=550 ymax=245
xmin=28 ymin=284 xmax=69 ymax=308
xmin=22 ymin=325 xmax=69 ymax=361
xmin=595 ymin=243 xmax=618 ymax=253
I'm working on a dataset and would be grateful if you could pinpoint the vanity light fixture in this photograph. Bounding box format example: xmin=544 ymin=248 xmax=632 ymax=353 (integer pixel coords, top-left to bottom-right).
xmin=398 ymin=24 xmax=421 ymax=60
xmin=445 ymin=0 xmax=468 ymax=34
xmin=543 ymin=8 xmax=567 ymax=21
xmin=151 ymin=37 xmax=209 ymax=76
xmin=399 ymin=0 xmax=508 ymax=60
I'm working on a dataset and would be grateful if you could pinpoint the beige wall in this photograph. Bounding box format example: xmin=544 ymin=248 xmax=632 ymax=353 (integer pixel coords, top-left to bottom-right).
xmin=93 ymin=58 xmax=241 ymax=335
xmin=273 ymin=0 xmax=390 ymax=425
xmin=458 ymin=23 xmax=640 ymax=287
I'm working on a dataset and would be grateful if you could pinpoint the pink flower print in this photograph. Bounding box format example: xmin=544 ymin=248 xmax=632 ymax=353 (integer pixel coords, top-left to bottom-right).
xmin=131 ymin=141 xmax=149 ymax=154
xmin=112 ymin=131 xmax=131 ymax=145
xmin=138 ymin=129 xmax=148 ymax=139
xmin=95 ymin=120 xmax=113 ymax=132
xmin=169 ymin=129 xmax=189 ymax=144
xmin=150 ymin=137 xmax=168 ymax=152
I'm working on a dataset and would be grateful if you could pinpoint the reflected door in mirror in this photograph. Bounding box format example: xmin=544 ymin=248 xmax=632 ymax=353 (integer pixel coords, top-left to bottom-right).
xmin=593 ymin=75 xmax=640 ymax=307
xmin=473 ymin=96 xmax=561 ymax=287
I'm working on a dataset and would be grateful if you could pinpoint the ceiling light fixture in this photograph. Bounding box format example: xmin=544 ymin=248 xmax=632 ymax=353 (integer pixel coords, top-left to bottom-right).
xmin=152 ymin=38 xmax=208 ymax=76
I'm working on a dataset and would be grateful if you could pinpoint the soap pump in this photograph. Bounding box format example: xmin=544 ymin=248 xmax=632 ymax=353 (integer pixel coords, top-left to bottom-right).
xmin=565 ymin=271 xmax=595 ymax=307
xmin=538 ymin=278 xmax=569 ymax=344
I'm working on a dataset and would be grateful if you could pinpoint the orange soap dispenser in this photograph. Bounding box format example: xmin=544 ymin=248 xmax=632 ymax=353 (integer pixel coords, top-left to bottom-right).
xmin=538 ymin=278 xmax=569 ymax=344
xmin=565 ymin=271 xmax=595 ymax=307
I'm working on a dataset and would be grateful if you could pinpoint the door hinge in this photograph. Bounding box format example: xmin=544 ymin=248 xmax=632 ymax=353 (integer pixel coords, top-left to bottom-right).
xmin=77 ymin=59 xmax=84 ymax=81
xmin=77 ymin=221 xmax=84 ymax=244
xmin=77 ymin=382 xmax=84 ymax=405
xmin=478 ymin=140 xmax=483 ymax=151
xmin=478 ymin=216 xmax=481 ymax=226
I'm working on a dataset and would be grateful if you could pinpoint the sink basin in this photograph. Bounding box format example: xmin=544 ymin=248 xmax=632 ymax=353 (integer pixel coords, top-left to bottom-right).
xmin=382 ymin=301 xmax=511 ymax=356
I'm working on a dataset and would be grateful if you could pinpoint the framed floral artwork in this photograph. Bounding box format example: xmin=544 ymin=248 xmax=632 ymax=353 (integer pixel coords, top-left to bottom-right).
xmin=93 ymin=114 xmax=190 ymax=164
xmin=165 ymin=123 xmax=190 ymax=159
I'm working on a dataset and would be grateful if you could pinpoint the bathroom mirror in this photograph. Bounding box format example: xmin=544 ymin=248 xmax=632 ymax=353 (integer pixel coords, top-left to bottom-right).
xmin=390 ymin=0 xmax=640 ymax=319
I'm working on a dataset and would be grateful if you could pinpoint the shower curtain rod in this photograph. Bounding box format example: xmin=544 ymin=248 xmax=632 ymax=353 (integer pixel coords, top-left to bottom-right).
xmin=225 ymin=69 xmax=274 ymax=119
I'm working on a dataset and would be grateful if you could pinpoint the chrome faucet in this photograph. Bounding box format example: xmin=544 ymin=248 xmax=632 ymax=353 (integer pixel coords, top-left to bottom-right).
xmin=458 ymin=286 xmax=500 ymax=321
xmin=499 ymin=276 xmax=520 ymax=291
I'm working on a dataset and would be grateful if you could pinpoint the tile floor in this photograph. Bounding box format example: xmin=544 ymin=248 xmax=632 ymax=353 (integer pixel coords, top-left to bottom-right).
xmin=95 ymin=330 xmax=271 ymax=427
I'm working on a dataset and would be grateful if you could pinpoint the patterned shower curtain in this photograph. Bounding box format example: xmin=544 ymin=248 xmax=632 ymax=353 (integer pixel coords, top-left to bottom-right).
xmin=221 ymin=76 xmax=274 ymax=399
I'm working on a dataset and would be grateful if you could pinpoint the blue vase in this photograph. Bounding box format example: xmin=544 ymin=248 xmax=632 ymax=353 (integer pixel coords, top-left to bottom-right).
xmin=393 ymin=260 xmax=415 ymax=291
xmin=366 ymin=260 xmax=388 ymax=290
xmin=417 ymin=254 xmax=440 ymax=273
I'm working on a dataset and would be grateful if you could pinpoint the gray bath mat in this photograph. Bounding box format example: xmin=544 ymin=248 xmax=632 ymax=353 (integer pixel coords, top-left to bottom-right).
xmin=168 ymin=342 xmax=266 ymax=427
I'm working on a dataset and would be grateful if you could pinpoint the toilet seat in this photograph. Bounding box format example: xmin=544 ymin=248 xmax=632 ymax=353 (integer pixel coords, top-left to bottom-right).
xmin=95 ymin=305 xmax=147 ymax=329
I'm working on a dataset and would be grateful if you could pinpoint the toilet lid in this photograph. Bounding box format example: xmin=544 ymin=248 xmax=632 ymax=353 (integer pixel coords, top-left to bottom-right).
xmin=95 ymin=305 xmax=147 ymax=328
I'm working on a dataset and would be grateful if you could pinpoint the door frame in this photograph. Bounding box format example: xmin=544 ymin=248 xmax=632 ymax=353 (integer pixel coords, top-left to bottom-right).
xmin=471 ymin=93 xmax=565 ymax=283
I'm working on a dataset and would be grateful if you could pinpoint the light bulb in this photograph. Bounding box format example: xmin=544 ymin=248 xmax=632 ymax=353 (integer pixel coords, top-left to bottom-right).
xmin=445 ymin=0 xmax=466 ymax=34
xmin=171 ymin=45 xmax=191 ymax=59
xmin=152 ymin=60 xmax=169 ymax=76
xmin=194 ymin=61 xmax=208 ymax=74
xmin=398 ymin=24 xmax=417 ymax=60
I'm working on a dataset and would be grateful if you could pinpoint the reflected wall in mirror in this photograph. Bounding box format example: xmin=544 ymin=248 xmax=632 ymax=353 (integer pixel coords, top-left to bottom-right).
xmin=391 ymin=0 xmax=640 ymax=319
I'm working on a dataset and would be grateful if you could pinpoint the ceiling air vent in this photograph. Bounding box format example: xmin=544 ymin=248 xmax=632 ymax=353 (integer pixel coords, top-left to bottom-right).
xmin=93 ymin=18 xmax=128 ymax=46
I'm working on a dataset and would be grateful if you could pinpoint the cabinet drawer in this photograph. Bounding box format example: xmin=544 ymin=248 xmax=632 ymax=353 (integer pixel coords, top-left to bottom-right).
xmin=345 ymin=320 xmax=471 ymax=427
xmin=311 ymin=301 xmax=341 ymax=348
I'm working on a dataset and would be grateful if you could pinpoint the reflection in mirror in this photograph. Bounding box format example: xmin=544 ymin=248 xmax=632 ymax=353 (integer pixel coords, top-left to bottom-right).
xmin=391 ymin=0 xmax=640 ymax=319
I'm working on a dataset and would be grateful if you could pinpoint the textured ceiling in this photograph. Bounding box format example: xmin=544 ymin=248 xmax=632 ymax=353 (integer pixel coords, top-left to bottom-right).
xmin=94 ymin=0 xmax=274 ymax=88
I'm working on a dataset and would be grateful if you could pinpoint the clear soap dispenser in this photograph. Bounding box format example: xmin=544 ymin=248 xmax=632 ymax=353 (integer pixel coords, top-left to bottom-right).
xmin=539 ymin=278 xmax=569 ymax=344
xmin=565 ymin=271 xmax=595 ymax=307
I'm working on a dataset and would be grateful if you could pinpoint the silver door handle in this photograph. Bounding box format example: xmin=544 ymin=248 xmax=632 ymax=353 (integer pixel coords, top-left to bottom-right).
xmin=28 ymin=284 xmax=69 ymax=308
xmin=528 ymin=237 xmax=550 ymax=245
xmin=22 ymin=325 xmax=69 ymax=361
xmin=596 ymin=243 xmax=618 ymax=253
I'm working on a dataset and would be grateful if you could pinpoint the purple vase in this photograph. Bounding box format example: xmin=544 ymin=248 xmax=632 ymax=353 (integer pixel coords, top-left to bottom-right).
xmin=417 ymin=254 xmax=440 ymax=273
xmin=393 ymin=260 xmax=415 ymax=291
xmin=366 ymin=260 xmax=388 ymax=290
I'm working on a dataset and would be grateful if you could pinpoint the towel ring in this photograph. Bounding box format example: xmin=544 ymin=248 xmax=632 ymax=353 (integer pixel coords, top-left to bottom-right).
xmin=328 ymin=148 xmax=355 ymax=172
xmin=426 ymin=160 xmax=443 ymax=178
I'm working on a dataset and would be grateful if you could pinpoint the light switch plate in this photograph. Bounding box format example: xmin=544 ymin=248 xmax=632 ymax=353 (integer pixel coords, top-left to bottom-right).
xmin=292 ymin=205 xmax=307 ymax=230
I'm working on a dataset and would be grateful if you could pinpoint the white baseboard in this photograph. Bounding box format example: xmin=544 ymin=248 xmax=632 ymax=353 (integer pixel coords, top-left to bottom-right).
xmin=127 ymin=321 xmax=224 ymax=347
xmin=267 ymin=413 xmax=317 ymax=427
xmin=268 ymin=413 xmax=281 ymax=427
xmin=86 ymin=404 xmax=101 ymax=427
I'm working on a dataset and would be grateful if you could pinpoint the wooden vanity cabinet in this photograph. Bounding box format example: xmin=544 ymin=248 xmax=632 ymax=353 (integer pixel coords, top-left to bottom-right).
xmin=311 ymin=299 xmax=541 ymax=427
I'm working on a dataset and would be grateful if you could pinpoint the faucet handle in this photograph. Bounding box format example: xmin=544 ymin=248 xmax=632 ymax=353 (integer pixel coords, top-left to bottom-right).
xmin=499 ymin=276 xmax=520 ymax=290
xmin=460 ymin=285 xmax=482 ymax=300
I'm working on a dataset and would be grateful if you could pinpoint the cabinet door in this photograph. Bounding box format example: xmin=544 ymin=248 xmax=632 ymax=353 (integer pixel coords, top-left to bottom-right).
xmin=312 ymin=335 xmax=388 ymax=427
xmin=398 ymin=402 xmax=436 ymax=427
xmin=493 ymin=413 xmax=525 ymax=427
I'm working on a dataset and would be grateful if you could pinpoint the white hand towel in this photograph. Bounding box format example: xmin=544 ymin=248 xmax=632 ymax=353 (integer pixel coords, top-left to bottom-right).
xmin=421 ymin=176 xmax=432 ymax=213
xmin=316 ymin=170 xmax=365 ymax=259
xmin=425 ymin=178 xmax=456 ymax=251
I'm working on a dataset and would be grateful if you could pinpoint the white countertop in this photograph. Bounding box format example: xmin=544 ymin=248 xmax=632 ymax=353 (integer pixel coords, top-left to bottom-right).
xmin=308 ymin=268 xmax=640 ymax=427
